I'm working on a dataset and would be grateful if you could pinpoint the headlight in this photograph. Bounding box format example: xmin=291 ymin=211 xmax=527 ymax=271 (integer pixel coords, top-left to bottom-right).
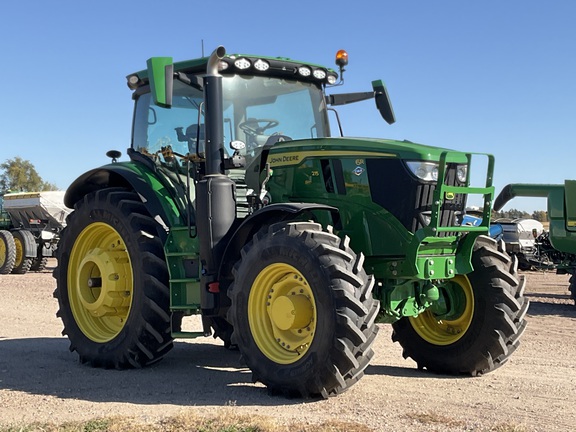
xmin=406 ymin=161 xmax=439 ymax=182
xmin=456 ymin=165 xmax=467 ymax=183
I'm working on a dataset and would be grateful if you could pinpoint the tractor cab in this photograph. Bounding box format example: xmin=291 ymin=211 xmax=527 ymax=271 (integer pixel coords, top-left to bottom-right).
xmin=131 ymin=73 xmax=330 ymax=190
xmin=127 ymin=51 xmax=393 ymax=207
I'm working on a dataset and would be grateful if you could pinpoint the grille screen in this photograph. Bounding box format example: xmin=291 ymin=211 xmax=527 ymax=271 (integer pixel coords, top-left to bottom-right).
xmin=366 ymin=159 xmax=466 ymax=234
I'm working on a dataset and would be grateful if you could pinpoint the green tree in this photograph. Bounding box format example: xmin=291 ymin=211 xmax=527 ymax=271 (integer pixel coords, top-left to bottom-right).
xmin=0 ymin=157 xmax=58 ymax=192
xmin=532 ymin=210 xmax=548 ymax=222
xmin=491 ymin=208 xmax=532 ymax=220
xmin=503 ymin=208 xmax=530 ymax=219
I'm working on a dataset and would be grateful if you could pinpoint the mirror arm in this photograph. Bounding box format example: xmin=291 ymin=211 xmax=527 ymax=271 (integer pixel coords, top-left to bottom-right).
xmin=325 ymin=92 xmax=375 ymax=106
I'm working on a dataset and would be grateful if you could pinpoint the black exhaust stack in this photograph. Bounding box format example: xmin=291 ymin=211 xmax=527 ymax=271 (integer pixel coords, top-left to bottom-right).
xmin=203 ymin=45 xmax=227 ymax=176
xmin=196 ymin=46 xmax=236 ymax=314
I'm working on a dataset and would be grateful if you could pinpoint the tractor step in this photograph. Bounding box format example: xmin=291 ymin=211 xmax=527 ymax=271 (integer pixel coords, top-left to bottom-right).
xmin=165 ymin=226 xmax=202 ymax=308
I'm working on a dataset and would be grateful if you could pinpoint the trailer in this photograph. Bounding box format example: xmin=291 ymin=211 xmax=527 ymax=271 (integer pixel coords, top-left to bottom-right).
xmin=495 ymin=218 xmax=545 ymax=270
xmin=0 ymin=191 xmax=70 ymax=274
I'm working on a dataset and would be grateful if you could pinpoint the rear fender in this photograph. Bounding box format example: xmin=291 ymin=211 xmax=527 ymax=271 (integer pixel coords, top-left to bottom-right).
xmin=64 ymin=164 xmax=185 ymax=239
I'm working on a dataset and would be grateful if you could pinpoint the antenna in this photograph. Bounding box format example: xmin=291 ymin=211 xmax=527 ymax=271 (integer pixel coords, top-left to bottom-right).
xmin=202 ymin=39 xmax=205 ymax=57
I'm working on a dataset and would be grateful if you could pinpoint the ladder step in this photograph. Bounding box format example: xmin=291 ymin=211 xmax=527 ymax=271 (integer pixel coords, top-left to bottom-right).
xmin=170 ymin=278 xmax=199 ymax=283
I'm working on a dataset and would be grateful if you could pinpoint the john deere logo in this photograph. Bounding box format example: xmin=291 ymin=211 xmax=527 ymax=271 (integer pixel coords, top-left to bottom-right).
xmin=445 ymin=192 xmax=455 ymax=200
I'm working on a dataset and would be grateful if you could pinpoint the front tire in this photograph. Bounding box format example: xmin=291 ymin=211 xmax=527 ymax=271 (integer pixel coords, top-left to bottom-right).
xmin=392 ymin=235 xmax=529 ymax=376
xmin=53 ymin=188 xmax=173 ymax=368
xmin=0 ymin=230 xmax=16 ymax=274
xmin=228 ymin=222 xmax=379 ymax=398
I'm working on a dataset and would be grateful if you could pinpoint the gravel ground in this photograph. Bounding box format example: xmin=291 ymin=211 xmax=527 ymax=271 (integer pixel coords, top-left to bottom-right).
xmin=1 ymin=260 xmax=575 ymax=431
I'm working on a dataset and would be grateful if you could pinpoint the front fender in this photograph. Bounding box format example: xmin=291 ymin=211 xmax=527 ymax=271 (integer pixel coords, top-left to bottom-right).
xmin=217 ymin=202 xmax=338 ymax=280
xmin=64 ymin=163 xmax=186 ymax=236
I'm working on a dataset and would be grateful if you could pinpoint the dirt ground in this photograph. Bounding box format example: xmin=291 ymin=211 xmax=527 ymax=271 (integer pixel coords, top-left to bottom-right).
xmin=1 ymin=260 xmax=575 ymax=431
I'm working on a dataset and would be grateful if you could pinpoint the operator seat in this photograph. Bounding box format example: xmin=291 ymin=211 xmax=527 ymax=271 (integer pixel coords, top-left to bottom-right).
xmin=175 ymin=124 xmax=205 ymax=155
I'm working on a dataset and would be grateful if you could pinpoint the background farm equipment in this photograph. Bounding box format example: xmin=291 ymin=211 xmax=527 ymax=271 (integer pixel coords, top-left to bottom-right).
xmin=0 ymin=191 xmax=70 ymax=274
xmin=495 ymin=181 xmax=576 ymax=304
xmin=494 ymin=218 xmax=544 ymax=270
xmin=464 ymin=212 xmax=549 ymax=271
xmin=52 ymin=46 xmax=527 ymax=398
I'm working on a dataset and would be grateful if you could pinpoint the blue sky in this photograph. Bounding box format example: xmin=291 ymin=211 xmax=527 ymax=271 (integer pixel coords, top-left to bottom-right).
xmin=1 ymin=1 xmax=574 ymax=212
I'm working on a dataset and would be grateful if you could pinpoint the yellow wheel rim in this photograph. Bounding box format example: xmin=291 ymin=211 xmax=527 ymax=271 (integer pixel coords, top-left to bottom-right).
xmin=409 ymin=275 xmax=474 ymax=346
xmin=68 ymin=222 xmax=133 ymax=343
xmin=248 ymin=263 xmax=316 ymax=364
xmin=13 ymin=237 xmax=23 ymax=267
xmin=0 ymin=238 xmax=6 ymax=266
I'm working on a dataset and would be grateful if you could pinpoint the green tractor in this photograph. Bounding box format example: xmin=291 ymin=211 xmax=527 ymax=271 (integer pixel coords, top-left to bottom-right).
xmin=54 ymin=46 xmax=528 ymax=398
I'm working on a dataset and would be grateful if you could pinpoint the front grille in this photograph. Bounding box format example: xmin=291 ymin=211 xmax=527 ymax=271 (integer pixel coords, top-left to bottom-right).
xmin=366 ymin=158 xmax=466 ymax=234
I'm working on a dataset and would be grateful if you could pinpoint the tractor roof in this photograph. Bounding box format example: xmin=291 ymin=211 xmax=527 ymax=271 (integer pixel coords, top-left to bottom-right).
xmin=127 ymin=53 xmax=338 ymax=88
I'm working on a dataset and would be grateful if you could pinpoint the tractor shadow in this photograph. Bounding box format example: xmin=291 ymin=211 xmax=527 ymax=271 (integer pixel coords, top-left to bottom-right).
xmin=364 ymin=364 xmax=428 ymax=378
xmin=524 ymin=297 xmax=576 ymax=318
xmin=364 ymin=364 xmax=472 ymax=380
xmin=0 ymin=337 xmax=305 ymax=406
xmin=0 ymin=338 xmax=465 ymax=405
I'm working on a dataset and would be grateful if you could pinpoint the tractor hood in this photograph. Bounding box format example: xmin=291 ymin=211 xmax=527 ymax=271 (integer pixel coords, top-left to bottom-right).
xmin=267 ymin=137 xmax=469 ymax=166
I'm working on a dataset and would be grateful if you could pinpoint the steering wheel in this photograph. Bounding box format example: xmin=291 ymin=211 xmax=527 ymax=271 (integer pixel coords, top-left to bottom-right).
xmin=239 ymin=119 xmax=279 ymax=136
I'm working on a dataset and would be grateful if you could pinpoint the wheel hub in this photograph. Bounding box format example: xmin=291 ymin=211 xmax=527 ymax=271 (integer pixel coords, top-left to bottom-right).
xmin=410 ymin=275 xmax=474 ymax=345
xmin=249 ymin=264 xmax=317 ymax=363
xmin=76 ymin=247 xmax=131 ymax=318
xmin=269 ymin=294 xmax=313 ymax=331
xmin=68 ymin=222 xmax=134 ymax=343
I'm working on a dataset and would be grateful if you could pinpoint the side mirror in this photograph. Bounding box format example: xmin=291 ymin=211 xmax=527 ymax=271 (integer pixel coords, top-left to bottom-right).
xmin=372 ymin=80 xmax=395 ymax=125
xmin=146 ymin=57 xmax=174 ymax=108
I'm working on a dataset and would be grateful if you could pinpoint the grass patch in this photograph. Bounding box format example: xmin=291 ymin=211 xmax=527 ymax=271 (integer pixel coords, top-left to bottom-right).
xmin=0 ymin=418 xmax=111 ymax=432
xmin=404 ymin=413 xmax=532 ymax=432
xmin=0 ymin=413 xmax=373 ymax=432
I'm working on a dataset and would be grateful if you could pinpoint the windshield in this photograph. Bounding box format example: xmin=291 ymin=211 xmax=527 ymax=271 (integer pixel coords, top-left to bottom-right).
xmin=222 ymin=75 xmax=329 ymax=152
xmin=132 ymin=75 xmax=329 ymax=160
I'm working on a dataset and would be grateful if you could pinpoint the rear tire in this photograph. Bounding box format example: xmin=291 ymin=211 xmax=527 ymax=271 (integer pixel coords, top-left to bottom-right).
xmin=569 ymin=274 xmax=575 ymax=306
xmin=30 ymin=257 xmax=48 ymax=272
xmin=11 ymin=230 xmax=34 ymax=274
xmin=0 ymin=230 xmax=16 ymax=274
xmin=228 ymin=222 xmax=378 ymax=398
xmin=392 ymin=235 xmax=528 ymax=376
xmin=53 ymin=188 xmax=173 ymax=368
xmin=30 ymin=251 xmax=48 ymax=272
